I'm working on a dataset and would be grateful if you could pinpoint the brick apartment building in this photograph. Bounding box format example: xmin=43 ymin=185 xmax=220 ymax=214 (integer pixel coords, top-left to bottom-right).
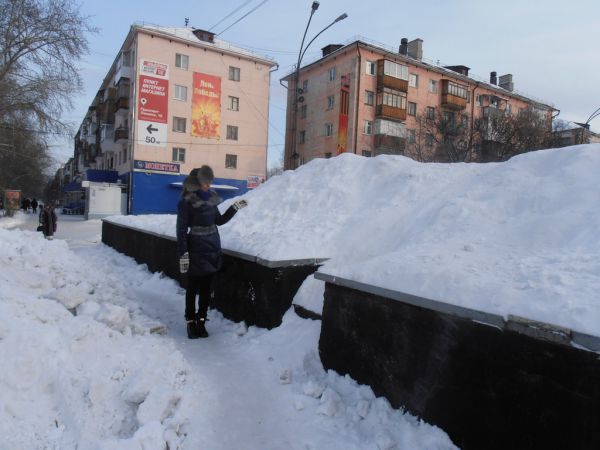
xmin=283 ymin=38 xmax=556 ymax=169
xmin=73 ymin=24 xmax=276 ymax=214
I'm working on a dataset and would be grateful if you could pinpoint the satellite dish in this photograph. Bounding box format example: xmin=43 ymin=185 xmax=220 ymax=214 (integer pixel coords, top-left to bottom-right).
xmin=298 ymin=96 xmax=305 ymax=103
xmin=297 ymin=88 xmax=304 ymax=94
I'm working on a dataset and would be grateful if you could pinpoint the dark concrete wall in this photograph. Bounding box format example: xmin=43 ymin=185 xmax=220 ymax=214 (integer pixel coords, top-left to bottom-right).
xmin=319 ymin=283 xmax=600 ymax=450
xmin=102 ymin=220 xmax=318 ymax=328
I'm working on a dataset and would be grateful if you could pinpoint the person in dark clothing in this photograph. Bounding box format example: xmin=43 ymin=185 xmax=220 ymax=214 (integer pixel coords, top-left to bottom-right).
xmin=39 ymin=203 xmax=57 ymax=240
xmin=176 ymin=165 xmax=248 ymax=339
xmin=31 ymin=198 xmax=38 ymax=213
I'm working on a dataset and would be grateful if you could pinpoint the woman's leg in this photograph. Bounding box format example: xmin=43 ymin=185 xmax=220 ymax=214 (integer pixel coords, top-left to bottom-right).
xmin=185 ymin=276 xmax=201 ymax=321
xmin=196 ymin=274 xmax=214 ymax=320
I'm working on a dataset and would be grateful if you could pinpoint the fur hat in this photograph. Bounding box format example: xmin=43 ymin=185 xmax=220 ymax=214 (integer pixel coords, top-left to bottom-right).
xmin=196 ymin=165 xmax=214 ymax=185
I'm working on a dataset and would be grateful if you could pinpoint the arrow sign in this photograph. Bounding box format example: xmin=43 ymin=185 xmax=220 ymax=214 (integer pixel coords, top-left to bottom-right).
xmin=146 ymin=124 xmax=158 ymax=134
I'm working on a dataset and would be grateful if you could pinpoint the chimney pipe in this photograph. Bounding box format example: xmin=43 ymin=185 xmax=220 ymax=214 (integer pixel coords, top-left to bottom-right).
xmin=399 ymin=38 xmax=408 ymax=55
xmin=490 ymin=71 xmax=497 ymax=85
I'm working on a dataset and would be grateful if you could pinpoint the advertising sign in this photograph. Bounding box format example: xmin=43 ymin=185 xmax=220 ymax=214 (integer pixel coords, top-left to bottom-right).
xmin=337 ymin=74 xmax=351 ymax=155
xmin=134 ymin=160 xmax=180 ymax=174
xmin=192 ymin=72 xmax=221 ymax=139
xmin=4 ymin=190 xmax=21 ymax=210
xmin=138 ymin=59 xmax=169 ymax=147
xmin=247 ymin=175 xmax=265 ymax=189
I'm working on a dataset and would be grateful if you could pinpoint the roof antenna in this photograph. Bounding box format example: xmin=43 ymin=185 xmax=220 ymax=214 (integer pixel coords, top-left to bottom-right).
xmin=185 ymin=17 xmax=189 ymax=27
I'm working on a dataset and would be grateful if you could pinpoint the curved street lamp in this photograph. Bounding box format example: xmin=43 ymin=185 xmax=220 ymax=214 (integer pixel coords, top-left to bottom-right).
xmin=288 ymin=3 xmax=347 ymax=169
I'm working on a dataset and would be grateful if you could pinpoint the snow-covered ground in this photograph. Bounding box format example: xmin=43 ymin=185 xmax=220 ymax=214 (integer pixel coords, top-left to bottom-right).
xmin=0 ymin=213 xmax=456 ymax=449
xmin=108 ymin=144 xmax=600 ymax=338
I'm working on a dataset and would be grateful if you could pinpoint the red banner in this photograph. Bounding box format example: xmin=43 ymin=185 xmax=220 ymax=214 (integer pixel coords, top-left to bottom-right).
xmin=192 ymin=73 xmax=221 ymax=139
xmin=138 ymin=75 xmax=169 ymax=124
xmin=337 ymin=74 xmax=351 ymax=154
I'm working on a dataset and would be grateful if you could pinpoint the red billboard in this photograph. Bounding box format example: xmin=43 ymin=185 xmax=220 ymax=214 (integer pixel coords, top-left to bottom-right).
xmin=337 ymin=74 xmax=351 ymax=154
xmin=192 ymin=72 xmax=221 ymax=139
xmin=138 ymin=75 xmax=169 ymax=124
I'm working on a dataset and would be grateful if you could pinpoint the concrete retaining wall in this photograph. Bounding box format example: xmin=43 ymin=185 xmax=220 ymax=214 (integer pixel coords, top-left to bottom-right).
xmin=316 ymin=273 xmax=600 ymax=450
xmin=101 ymin=220 xmax=322 ymax=328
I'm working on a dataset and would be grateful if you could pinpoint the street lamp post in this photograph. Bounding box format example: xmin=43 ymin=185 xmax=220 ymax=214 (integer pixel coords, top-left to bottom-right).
xmin=580 ymin=107 xmax=600 ymax=144
xmin=287 ymin=3 xmax=347 ymax=169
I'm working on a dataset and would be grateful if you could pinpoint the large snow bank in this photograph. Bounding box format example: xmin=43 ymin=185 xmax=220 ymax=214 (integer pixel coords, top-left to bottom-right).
xmin=107 ymin=144 xmax=600 ymax=336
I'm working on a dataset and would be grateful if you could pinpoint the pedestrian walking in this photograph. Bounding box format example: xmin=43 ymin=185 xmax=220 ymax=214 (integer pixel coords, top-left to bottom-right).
xmin=176 ymin=166 xmax=248 ymax=339
xmin=31 ymin=198 xmax=38 ymax=214
xmin=39 ymin=203 xmax=57 ymax=240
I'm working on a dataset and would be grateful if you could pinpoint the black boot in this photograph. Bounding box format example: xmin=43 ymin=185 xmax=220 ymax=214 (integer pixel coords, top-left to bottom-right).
xmin=187 ymin=320 xmax=200 ymax=339
xmin=196 ymin=317 xmax=209 ymax=338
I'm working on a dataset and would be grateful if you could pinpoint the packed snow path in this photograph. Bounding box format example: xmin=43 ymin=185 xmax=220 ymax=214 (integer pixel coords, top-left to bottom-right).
xmin=1 ymin=212 xmax=456 ymax=449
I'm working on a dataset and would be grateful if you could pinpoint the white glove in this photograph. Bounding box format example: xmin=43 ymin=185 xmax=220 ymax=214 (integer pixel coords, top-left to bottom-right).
xmin=180 ymin=252 xmax=189 ymax=274
xmin=232 ymin=199 xmax=248 ymax=211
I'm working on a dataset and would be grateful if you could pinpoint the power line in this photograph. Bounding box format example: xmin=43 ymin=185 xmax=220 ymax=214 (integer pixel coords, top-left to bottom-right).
xmin=216 ymin=0 xmax=269 ymax=37
xmin=209 ymin=0 xmax=255 ymax=32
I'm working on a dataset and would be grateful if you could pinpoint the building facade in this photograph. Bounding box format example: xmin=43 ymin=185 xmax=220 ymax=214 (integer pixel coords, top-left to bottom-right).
xmin=283 ymin=38 xmax=555 ymax=169
xmin=74 ymin=25 xmax=276 ymax=214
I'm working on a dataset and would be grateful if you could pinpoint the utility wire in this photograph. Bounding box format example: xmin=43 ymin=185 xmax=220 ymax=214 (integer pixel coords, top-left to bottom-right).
xmin=209 ymin=0 xmax=255 ymax=31
xmin=216 ymin=0 xmax=269 ymax=37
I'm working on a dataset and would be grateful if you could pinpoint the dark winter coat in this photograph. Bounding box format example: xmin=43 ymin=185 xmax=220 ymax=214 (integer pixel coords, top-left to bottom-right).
xmin=39 ymin=207 xmax=57 ymax=237
xmin=176 ymin=177 xmax=237 ymax=276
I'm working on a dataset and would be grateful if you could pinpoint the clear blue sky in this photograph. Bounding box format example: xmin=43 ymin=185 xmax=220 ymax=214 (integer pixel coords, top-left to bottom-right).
xmin=49 ymin=0 xmax=600 ymax=169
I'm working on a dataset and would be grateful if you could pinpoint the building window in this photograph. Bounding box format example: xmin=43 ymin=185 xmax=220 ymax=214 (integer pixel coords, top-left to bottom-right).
xmin=426 ymin=106 xmax=435 ymax=120
xmin=425 ymin=133 xmax=434 ymax=146
xmin=172 ymin=147 xmax=186 ymax=162
xmin=366 ymin=61 xmax=376 ymax=75
xmin=408 ymin=101 xmax=417 ymax=116
xmin=175 ymin=53 xmax=189 ymax=70
xmin=328 ymin=67 xmax=336 ymax=81
xmin=444 ymin=81 xmax=468 ymax=99
xmin=299 ymin=130 xmax=305 ymax=144
xmin=364 ymin=120 xmax=373 ymax=135
xmin=173 ymin=116 xmax=186 ymax=133
xmin=409 ymin=73 xmax=419 ymax=88
xmin=122 ymin=50 xmax=132 ymax=67
xmin=365 ymin=90 xmax=374 ymax=106
xmin=327 ymin=95 xmax=335 ymax=110
xmin=225 ymin=153 xmax=237 ymax=169
xmin=300 ymin=104 xmax=307 ymax=119
xmin=174 ymin=85 xmax=188 ymax=101
xmin=226 ymin=125 xmax=239 ymax=140
xmin=324 ymin=152 xmax=332 ymax=159
xmin=407 ymin=129 xmax=416 ymax=144
xmin=383 ymin=60 xmax=409 ymax=80
xmin=229 ymin=96 xmax=239 ymax=111
xmin=325 ymin=123 xmax=333 ymax=137
xmin=362 ymin=150 xmax=372 ymax=157
xmin=229 ymin=66 xmax=241 ymax=81
xmin=302 ymin=79 xmax=309 ymax=93
xmin=442 ymin=111 xmax=455 ymax=124
xmin=428 ymin=79 xmax=438 ymax=93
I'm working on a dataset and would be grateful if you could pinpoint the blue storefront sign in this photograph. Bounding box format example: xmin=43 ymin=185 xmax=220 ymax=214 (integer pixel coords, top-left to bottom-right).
xmin=134 ymin=160 xmax=180 ymax=174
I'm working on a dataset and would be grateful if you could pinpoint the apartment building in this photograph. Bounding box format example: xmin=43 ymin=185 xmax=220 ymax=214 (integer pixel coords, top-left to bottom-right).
xmin=283 ymin=38 xmax=555 ymax=169
xmin=74 ymin=24 xmax=276 ymax=214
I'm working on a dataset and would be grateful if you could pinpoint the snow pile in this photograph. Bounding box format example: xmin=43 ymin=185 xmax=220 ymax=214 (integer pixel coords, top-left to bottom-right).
xmin=108 ymin=144 xmax=600 ymax=336
xmin=0 ymin=210 xmax=28 ymax=228
xmin=0 ymin=228 xmax=192 ymax=449
xmin=0 ymin=221 xmax=457 ymax=449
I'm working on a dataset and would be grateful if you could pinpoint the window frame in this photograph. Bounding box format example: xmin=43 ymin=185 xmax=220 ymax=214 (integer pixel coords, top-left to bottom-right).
xmin=366 ymin=61 xmax=376 ymax=76
xmin=229 ymin=96 xmax=240 ymax=111
xmin=408 ymin=101 xmax=417 ymax=116
xmin=327 ymin=95 xmax=335 ymax=110
xmin=174 ymin=84 xmax=188 ymax=101
xmin=172 ymin=147 xmax=186 ymax=162
xmin=365 ymin=90 xmax=375 ymax=106
xmin=428 ymin=79 xmax=438 ymax=94
xmin=328 ymin=67 xmax=336 ymax=81
xmin=325 ymin=123 xmax=334 ymax=137
xmin=409 ymin=73 xmax=419 ymax=88
xmin=172 ymin=116 xmax=186 ymax=133
xmin=364 ymin=120 xmax=373 ymax=135
xmin=229 ymin=66 xmax=241 ymax=82
xmin=175 ymin=53 xmax=189 ymax=70
xmin=226 ymin=125 xmax=239 ymax=140
xmin=426 ymin=106 xmax=436 ymax=120
xmin=225 ymin=153 xmax=237 ymax=169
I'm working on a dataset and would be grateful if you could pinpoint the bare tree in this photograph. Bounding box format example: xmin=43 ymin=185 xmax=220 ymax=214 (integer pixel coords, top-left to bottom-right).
xmin=0 ymin=0 xmax=97 ymax=132
xmin=406 ymin=110 xmax=481 ymax=163
xmin=475 ymin=108 xmax=553 ymax=162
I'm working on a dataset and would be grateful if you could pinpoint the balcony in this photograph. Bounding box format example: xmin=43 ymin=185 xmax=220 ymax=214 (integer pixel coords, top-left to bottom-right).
xmin=376 ymin=104 xmax=407 ymax=121
xmin=114 ymin=96 xmax=129 ymax=114
xmin=114 ymin=127 xmax=129 ymax=143
xmin=441 ymin=80 xmax=468 ymax=111
xmin=374 ymin=134 xmax=406 ymax=156
xmin=377 ymin=59 xmax=409 ymax=92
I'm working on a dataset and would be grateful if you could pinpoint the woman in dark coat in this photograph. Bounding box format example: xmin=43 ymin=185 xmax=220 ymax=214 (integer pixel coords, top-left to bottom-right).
xmin=176 ymin=165 xmax=247 ymax=339
xmin=39 ymin=203 xmax=57 ymax=240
